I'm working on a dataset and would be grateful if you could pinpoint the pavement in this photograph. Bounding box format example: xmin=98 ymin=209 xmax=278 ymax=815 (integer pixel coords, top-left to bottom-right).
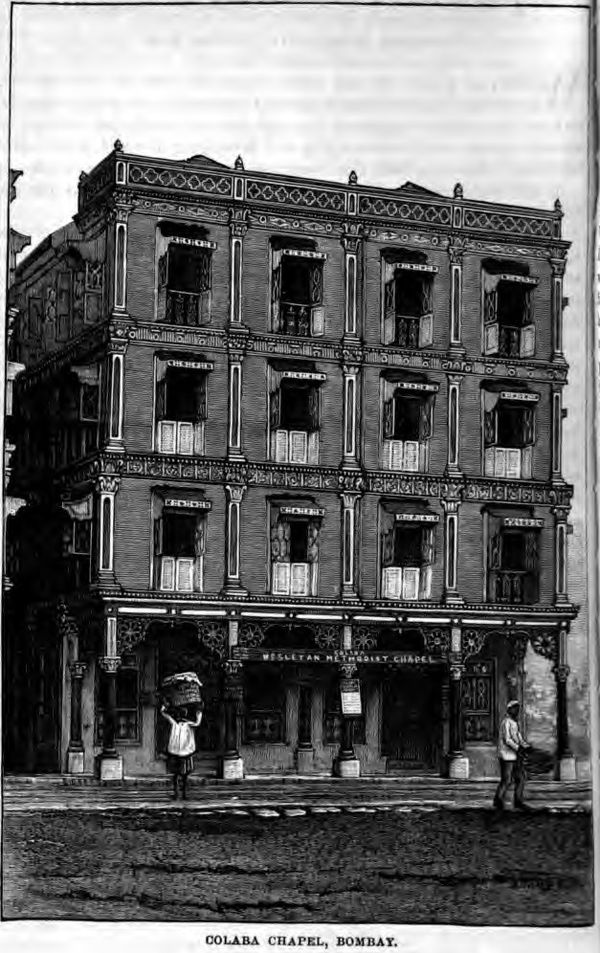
xmin=2 ymin=773 xmax=592 ymax=814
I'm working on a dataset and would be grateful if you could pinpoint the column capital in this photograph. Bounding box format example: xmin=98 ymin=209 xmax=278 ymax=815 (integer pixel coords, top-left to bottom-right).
xmin=448 ymin=241 xmax=467 ymax=264
xmin=341 ymin=344 xmax=364 ymax=366
xmin=548 ymin=255 xmax=567 ymax=277
xmin=229 ymin=207 xmax=250 ymax=237
xmin=225 ymin=483 xmax=246 ymax=504
xmin=342 ymin=234 xmax=362 ymax=254
xmin=441 ymin=497 xmax=461 ymax=513
xmin=553 ymin=663 xmax=570 ymax=682
xmin=339 ymin=490 xmax=361 ymax=509
xmin=447 ymin=372 xmax=464 ymax=386
xmin=98 ymin=656 xmax=121 ymax=675
xmin=551 ymin=504 xmax=570 ymax=520
xmin=342 ymin=363 xmax=361 ymax=377
xmin=339 ymin=662 xmax=358 ymax=679
xmin=227 ymin=334 xmax=249 ymax=359
xmin=95 ymin=474 xmax=120 ymax=495
xmin=449 ymin=660 xmax=464 ymax=681
xmin=69 ymin=660 xmax=87 ymax=679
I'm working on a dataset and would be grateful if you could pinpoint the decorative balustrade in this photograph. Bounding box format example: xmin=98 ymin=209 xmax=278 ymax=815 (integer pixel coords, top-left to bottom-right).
xmin=165 ymin=290 xmax=200 ymax=326
xmin=491 ymin=569 xmax=537 ymax=605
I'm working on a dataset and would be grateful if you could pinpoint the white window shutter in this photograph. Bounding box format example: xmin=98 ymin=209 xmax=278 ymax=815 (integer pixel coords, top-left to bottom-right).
xmin=484 ymin=322 xmax=500 ymax=356
xmin=520 ymin=324 xmax=536 ymax=358
xmin=272 ymin=561 xmax=290 ymax=595
xmin=291 ymin=562 xmax=310 ymax=596
xmin=383 ymin=277 xmax=396 ymax=344
xmin=176 ymin=558 xmax=195 ymax=592
xmin=383 ymin=399 xmax=395 ymax=440
xmin=494 ymin=448 xmax=507 ymax=479
xmin=178 ymin=422 xmax=194 ymax=455
xmin=420 ymin=565 xmax=432 ymax=600
xmin=193 ymin=422 xmax=204 ymax=455
xmin=390 ymin=439 xmax=404 ymax=471
xmin=383 ymin=566 xmax=402 ymax=599
xmin=484 ymin=446 xmax=495 ymax=476
xmin=307 ymin=431 xmax=319 ymax=465
xmin=158 ymin=421 xmax=176 ymax=453
xmin=403 ymin=441 xmax=420 ymax=472
xmin=275 ymin=429 xmax=288 ymax=463
xmin=160 ymin=556 xmax=175 ymax=591
xmin=419 ymin=313 xmax=433 ymax=348
xmin=310 ymin=306 xmax=324 ymax=337
xmin=271 ymin=250 xmax=282 ymax=331
xmin=199 ymin=289 xmax=211 ymax=324
xmin=506 ymin=449 xmax=521 ymax=479
xmin=402 ymin=568 xmax=420 ymax=601
xmin=289 ymin=430 xmax=308 ymax=464
xmin=521 ymin=445 xmax=533 ymax=479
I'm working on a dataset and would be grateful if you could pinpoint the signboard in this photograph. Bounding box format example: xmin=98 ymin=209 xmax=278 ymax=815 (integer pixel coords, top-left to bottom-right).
xmin=340 ymin=678 xmax=362 ymax=716
xmin=233 ymin=647 xmax=443 ymax=666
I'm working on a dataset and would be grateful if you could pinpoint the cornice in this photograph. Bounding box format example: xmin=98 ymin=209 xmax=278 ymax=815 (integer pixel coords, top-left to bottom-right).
xmin=43 ymin=450 xmax=573 ymax=508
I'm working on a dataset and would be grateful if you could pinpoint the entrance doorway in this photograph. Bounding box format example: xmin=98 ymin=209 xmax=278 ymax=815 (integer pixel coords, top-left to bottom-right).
xmin=153 ymin=624 xmax=223 ymax=770
xmin=382 ymin=668 xmax=444 ymax=773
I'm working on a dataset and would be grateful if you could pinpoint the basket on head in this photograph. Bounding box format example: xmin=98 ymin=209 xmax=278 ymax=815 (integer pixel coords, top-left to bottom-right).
xmin=160 ymin=671 xmax=203 ymax=708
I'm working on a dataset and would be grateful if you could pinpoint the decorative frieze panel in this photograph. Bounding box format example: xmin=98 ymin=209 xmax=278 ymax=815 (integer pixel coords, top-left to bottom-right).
xmin=246 ymin=179 xmax=346 ymax=213
xmin=128 ymin=164 xmax=233 ymax=198
xmin=366 ymin=228 xmax=448 ymax=250
xmin=359 ymin=195 xmax=452 ymax=227
xmin=253 ymin=213 xmax=338 ymax=237
xmin=462 ymin=208 xmax=555 ymax=239
xmin=422 ymin=628 xmax=451 ymax=657
xmin=462 ymin=629 xmax=489 ymax=659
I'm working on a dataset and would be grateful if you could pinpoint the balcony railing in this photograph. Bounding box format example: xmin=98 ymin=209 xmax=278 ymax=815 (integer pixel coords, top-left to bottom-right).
xmin=165 ymin=289 xmax=200 ymax=326
xmin=490 ymin=569 xmax=537 ymax=605
xmin=395 ymin=316 xmax=421 ymax=348
xmin=280 ymin=301 xmax=312 ymax=336
xmin=498 ymin=325 xmax=521 ymax=358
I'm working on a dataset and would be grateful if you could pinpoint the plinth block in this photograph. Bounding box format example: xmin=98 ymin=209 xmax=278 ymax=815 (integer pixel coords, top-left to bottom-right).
xmin=222 ymin=756 xmax=244 ymax=780
xmin=558 ymin=755 xmax=577 ymax=782
xmin=296 ymin=748 xmax=314 ymax=774
xmin=100 ymin=755 xmax=124 ymax=781
xmin=335 ymin=758 xmax=361 ymax=779
xmin=448 ymin=754 xmax=470 ymax=780
xmin=67 ymin=750 xmax=85 ymax=775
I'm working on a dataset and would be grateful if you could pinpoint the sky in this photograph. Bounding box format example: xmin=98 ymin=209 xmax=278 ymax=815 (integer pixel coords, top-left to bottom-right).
xmin=8 ymin=2 xmax=591 ymax=600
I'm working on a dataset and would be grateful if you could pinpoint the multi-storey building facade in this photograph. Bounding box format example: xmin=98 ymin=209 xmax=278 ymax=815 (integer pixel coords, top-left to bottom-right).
xmin=4 ymin=143 xmax=580 ymax=781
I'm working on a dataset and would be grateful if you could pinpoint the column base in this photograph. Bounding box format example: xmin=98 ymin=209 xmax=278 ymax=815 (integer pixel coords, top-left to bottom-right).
xmin=341 ymin=588 xmax=361 ymax=603
xmin=221 ymin=756 xmax=244 ymax=780
xmin=99 ymin=754 xmax=124 ymax=781
xmin=220 ymin=585 xmax=248 ymax=600
xmin=558 ymin=754 xmax=577 ymax=781
xmin=335 ymin=757 xmax=360 ymax=778
xmin=296 ymin=747 xmax=314 ymax=773
xmin=448 ymin=754 xmax=469 ymax=780
xmin=443 ymin=592 xmax=465 ymax=605
xmin=67 ymin=749 xmax=85 ymax=774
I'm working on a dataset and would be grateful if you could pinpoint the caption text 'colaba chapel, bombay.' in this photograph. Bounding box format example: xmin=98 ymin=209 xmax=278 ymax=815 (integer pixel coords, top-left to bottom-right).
xmin=2 ymin=143 xmax=590 ymax=783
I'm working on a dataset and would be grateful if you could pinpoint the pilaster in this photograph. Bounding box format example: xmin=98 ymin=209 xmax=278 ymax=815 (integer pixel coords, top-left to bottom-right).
xmin=222 ymin=484 xmax=248 ymax=598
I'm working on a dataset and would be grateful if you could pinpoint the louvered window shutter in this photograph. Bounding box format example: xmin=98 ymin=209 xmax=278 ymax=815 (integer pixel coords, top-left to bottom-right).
xmin=522 ymin=407 xmax=535 ymax=445
xmin=420 ymin=277 xmax=432 ymax=316
xmin=307 ymin=521 xmax=320 ymax=564
xmin=484 ymin=409 xmax=498 ymax=447
xmin=194 ymin=374 xmax=207 ymax=422
xmin=271 ymin=250 xmax=282 ymax=331
xmin=194 ymin=516 xmax=206 ymax=557
xmin=489 ymin=531 xmax=502 ymax=570
xmin=156 ymin=378 xmax=167 ymax=421
xmin=484 ymin=288 xmax=498 ymax=324
xmin=382 ymin=525 xmax=395 ymax=568
xmin=421 ymin=526 xmax=434 ymax=566
xmin=419 ymin=313 xmax=433 ymax=348
xmin=419 ymin=397 xmax=433 ymax=440
xmin=158 ymin=252 xmax=169 ymax=289
xmin=270 ymin=389 xmax=281 ymax=430
xmin=383 ymin=399 xmax=395 ymax=440
xmin=483 ymin=284 xmax=499 ymax=356
xmin=524 ymin=530 xmax=538 ymax=572
xmin=383 ymin=277 xmax=396 ymax=344
xmin=308 ymin=387 xmax=320 ymax=432
xmin=309 ymin=262 xmax=323 ymax=305
xmin=157 ymin=252 xmax=169 ymax=322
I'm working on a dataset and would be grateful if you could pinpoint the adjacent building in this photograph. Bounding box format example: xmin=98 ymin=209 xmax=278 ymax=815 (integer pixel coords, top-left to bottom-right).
xmin=3 ymin=143 xmax=581 ymax=781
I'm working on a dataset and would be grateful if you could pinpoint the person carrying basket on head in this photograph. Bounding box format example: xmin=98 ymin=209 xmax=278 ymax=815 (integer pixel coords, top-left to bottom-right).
xmin=159 ymin=672 xmax=203 ymax=801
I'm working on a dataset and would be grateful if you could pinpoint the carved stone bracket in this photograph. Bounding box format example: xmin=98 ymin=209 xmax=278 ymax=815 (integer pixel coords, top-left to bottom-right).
xmin=315 ymin=624 xmax=343 ymax=651
xmin=238 ymin=622 xmax=265 ymax=649
xmin=462 ymin=629 xmax=489 ymax=660
xmin=530 ymin=631 xmax=559 ymax=663
xmin=422 ymin=628 xmax=451 ymax=658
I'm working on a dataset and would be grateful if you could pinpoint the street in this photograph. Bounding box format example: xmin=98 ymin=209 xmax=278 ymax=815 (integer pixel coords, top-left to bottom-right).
xmin=2 ymin=806 xmax=593 ymax=924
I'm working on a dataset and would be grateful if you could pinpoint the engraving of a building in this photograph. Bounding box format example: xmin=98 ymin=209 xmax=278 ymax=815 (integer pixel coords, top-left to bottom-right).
xmin=3 ymin=144 xmax=580 ymax=781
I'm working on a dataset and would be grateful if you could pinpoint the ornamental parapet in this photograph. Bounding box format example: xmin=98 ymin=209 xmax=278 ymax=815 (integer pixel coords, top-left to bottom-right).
xmin=75 ymin=148 xmax=564 ymax=246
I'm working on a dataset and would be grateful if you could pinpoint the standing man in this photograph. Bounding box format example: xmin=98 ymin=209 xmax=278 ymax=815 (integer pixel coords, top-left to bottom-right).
xmin=494 ymin=700 xmax=531 ymax=810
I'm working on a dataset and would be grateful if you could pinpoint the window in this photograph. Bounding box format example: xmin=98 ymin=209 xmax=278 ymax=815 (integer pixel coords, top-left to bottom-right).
xmin=483 ymin=390 xmax=537 ymax=479
xmin=270 ymin=504 xmax=321 ymax=597
xmin=154 ymin=505 xmax=207 ymax=592
xmin=462 ymin=660 xmax=495 ymax=743
xmin=381 ymin=514 xmax=436 ymax=600
xmin=157 ymin=237 xmax=214 ymax=326
xmin=155 ymin=357 xmax=211 ymax=455
xmin=381 ymin=379 xmax=436 ymax=472
xmin=271 ymin=247 xmax=325 ymax=337
xmin=244 ymin=664 xmax=285 ymax=743
xmin=382 ymin=259 xmax=436 ymax=348
xmin=56 ymin=272 xmax=72 ymax=341
xmin=269 ymin=368 xmax=324 ymax=465
xmin=487 ymin=516 xmax=541 ymax=604
xmin=482 ymin=267 xmax=537 ymax=358
xmin=62 ymin=514 xmax=92 ymax=590
xmin=97 ymin=657 xmax=140 ymax=743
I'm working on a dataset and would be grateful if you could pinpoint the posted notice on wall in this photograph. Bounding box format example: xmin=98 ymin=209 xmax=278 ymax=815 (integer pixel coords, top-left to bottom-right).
xmin=340 ymin=678 xmax=362 ymax=716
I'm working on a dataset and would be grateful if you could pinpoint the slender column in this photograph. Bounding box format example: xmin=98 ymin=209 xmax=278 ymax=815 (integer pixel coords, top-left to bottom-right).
xmin=98 ymin=653 xmax=123 ymax=780
xmin=105 ymin=341 xmax=127 ymax=451
xmin=447 ymin=626 xmax=469 ymax=779
xmin=342 ymin=364 xmax=360 ymax=466
xmin=549 ymin=256 xmax=567 ymax=361
xmin=342 ymin=232 xmax=360 ymax=337
xmin=298 ymin=685 xmax=313 ymax=749
xmin=551 ymin=386 xmax=565 ymax=481
xmin=227 ymin=338 xmax=246 ymax=460
xmin=93 ymin=475 xmax=119 ymax=588
xmin=334 ymin=663 xmax=361 ymax=777
xmin=221 ymin=658 xmax=244 ymax=779
xmin=229 ymin=210 xmax=248 ymax=326
xmin=109 ymin=193 xmax=132 ymax=315
xmin=554 ymin=624 xmax=576 ymax=780
xmin=340 ymin=492 xmax=361 ymax=601
xmin=552 ymin=505 xmax=570 ymax=604
xmin=445 ymin=375 xmax=463 ymax=474
xmin=448 ymin=243 xmax=465 ymax=349
xmin=222 ymin=484 xmax=247 ymax=597
xmin=67 ymin=661 xmax=87 ymax=770
xmin=441 ymin=498 xmax=463 ymax=604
